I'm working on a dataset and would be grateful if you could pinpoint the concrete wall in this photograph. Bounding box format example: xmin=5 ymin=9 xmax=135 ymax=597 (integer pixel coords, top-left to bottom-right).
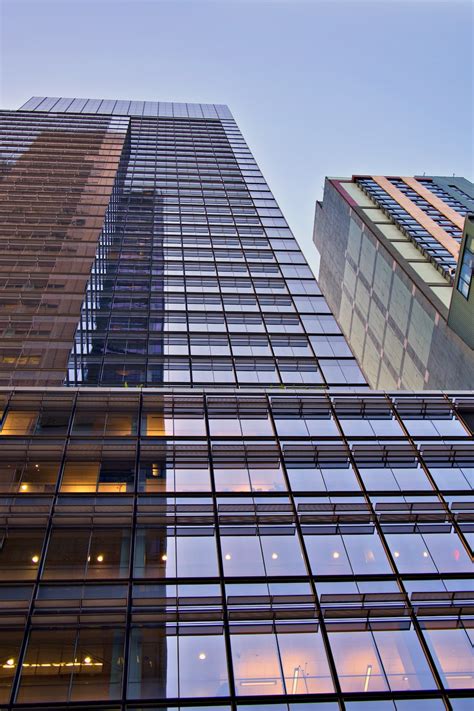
xmin=314 ymin=179 xmax=474 ymax=389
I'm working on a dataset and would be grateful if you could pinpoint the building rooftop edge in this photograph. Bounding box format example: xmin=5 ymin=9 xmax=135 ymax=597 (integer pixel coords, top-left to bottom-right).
xmin=17 ymin=96 xmax=233 ymax=120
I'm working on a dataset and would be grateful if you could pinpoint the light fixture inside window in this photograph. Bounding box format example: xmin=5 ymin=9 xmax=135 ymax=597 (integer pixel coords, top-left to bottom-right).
xmin=240 ymin=679 xmax=277 ymax=687
xmin=394 ymin=551 xmax=400 ymax=558
xmin=96 ymin=554 xmax=104 ymax=563
xmin=161 ymin=554 xmax=168 ymax=561
xmin=198 ymin=652 xmax=206 ymax=660
xmin=83 ymin=656 xmax=92 ymax=664
xmin=292 ymin=665 xmax=302 ymax=694
xmin=271 ymin=552 xmax=278 ymax=560
xmin=422 ymin=551 xmax=429 ymax=558
xmin=332 ymin=551 xmax=340 ymax=559
xmin=363 ymin=664 xmax=373 ymax=692
xmin=6 ymin=658 xmax=14 ymax=667
xmin=20 ymin=483 xmax=28 ymax=491
xmin=22 ymin=660 xmax=103 ymax=668
xmin=225 ymin=553 xmax=231 ymax=560
xmin=31 ymin=555 xmax=39 ymax=564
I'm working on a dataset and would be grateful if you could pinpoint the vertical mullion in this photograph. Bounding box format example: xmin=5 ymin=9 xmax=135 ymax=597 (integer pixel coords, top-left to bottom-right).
xmin=120 ymin=387 xmax=142 ymax=704
xmin=204 ymin=392 xmax=237 ymax=705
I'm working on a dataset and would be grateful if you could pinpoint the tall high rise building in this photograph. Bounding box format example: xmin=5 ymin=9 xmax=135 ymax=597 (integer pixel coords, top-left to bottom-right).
xmin=1 ymin=97 xmax=366 ymax=389
xmin=0 ymin=99 xmax=472 ymax=711
xmin=313 ymin=176 xmax=474 ymax=389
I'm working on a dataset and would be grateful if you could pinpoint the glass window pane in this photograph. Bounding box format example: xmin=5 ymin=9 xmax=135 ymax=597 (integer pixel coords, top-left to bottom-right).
xmin=178 ymin=634 xmax=229 ymax=697
xmin=385 ymin=533 xmax=437 ymax=574
xmin=43 ymin=528 xmax=131 ymax=580
xmin=328 ymin=630 xmax=388 ymax=692
xmin=261 ymin=534 xmax=307 ymax=576
xmin=423 ymin=532 xmax=473 ymax=573
xmin=17 ymin=627 xmax=125 ymax=702
xmin=61 ymin=461 xmax=135 ymax=494
xmin=214 ymin=467 xmax=251 ymax=492
xmin=0 ymin=528 xmax=46 ymax=581
xmin=422 ymin=626 xmax=474 ymax=690
xmin=394 ymin=702 xmax=445 ymax=710
xmin=177 ymin=535 xmax=219 ymax=577
xmin=0 ymin=629 xmax=24 ymax=702
xmin=304 ymin=534 xmax=352 ymax=575
xmin=134 ymin=529 xmax=175 ymax=578
xmin=450 ymin=698 xmax=474 ymax=709
xmin=277 ymin=631 xmax=334 ymax=694
xmin=138 ymin=462 xmax=211 ymax=493
xmin=0 ymin=459 xmax=60 ymax=494
xmin=127 ymin=627 xmax=178 ymax=698
xmin=343 ymin=533 xmax=392 ymax=575
xmin=346 ymin=702 xmax=395 ymax=710
xmin=222 ymin=536 xmax=265 ymax=576
xmin=428 ymin=467 xmax=472 ymax=490
xmin=373 ymin=629 xmax=435 ymax=691
xmin=287 ymin=467 xmax=326 ymax=492
xmin=231 ymin=632 xmax=284 ymax=695
xmin=0 ymin=411 xmax=38 ymax=435
xmin=249 ymin=467 xmax=287 ymax=492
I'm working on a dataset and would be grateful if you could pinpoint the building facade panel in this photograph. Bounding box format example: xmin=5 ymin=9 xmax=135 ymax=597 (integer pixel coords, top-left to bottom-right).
xmin=314 ymin=178 xmax=474 ymax=390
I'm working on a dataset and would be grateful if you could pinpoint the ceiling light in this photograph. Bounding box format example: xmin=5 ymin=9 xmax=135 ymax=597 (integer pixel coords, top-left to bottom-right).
xmin=6 ymin=658 xmax=14 ymax=667
xmin=96 ymin=554 xmax=104 ymax=563
xmin=84 ymin=656 xmax=92 ymax=664
xmin=31 ymin=555 xmax=39 ymax=564
xmin=20 ymin=483 xmax=28 ymax=491
xmin=161 ymin=554 xmax=168 ymax=561
xmin=271 ymin=552 xmax=278 ymax=560
xmin=332 ymin=551 xmax=340 ymax=559
xmin=198 ymin=652 xmax=206 ymax=660
xmin=394 ymin=551 xmax=400 ymax=558
xmin=225 ymin=553 xmax=231 ymax=560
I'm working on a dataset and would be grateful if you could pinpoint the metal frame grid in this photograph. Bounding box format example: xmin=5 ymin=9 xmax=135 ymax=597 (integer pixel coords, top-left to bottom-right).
xmin=0 ymin=389 xmax=472 ymax=710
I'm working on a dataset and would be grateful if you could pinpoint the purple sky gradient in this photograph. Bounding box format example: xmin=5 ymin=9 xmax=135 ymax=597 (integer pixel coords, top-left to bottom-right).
xmin=1 ymin=0 xmax=472 ymax=271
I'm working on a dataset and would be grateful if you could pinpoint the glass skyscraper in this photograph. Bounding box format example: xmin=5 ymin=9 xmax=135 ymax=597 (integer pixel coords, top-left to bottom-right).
xmin=0 ymin=98 xmax=472 ymax=711
xmin=2 ymin=97 xmax=365 ymax=389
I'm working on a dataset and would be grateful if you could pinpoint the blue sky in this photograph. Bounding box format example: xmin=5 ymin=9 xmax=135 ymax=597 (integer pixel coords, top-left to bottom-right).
xmin=1 ymin=0 xmax=472 ymax=271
